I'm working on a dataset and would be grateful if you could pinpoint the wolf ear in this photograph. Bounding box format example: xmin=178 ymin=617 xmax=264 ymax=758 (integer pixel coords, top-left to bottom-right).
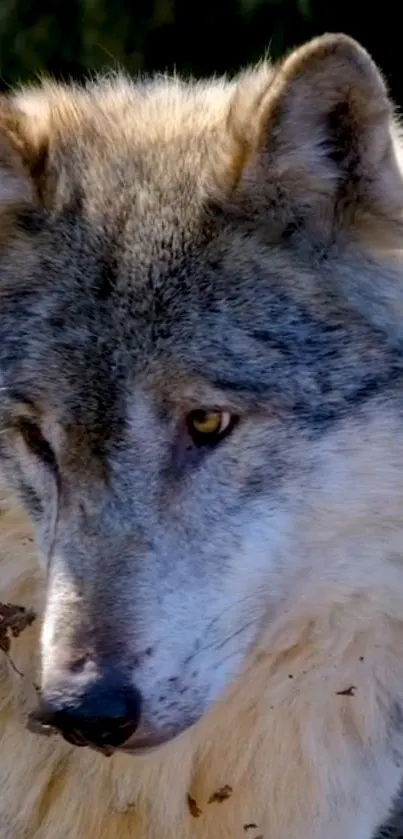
xmin=229 ymin=34 xmax=403 ymax=239
xmin=0 ymin=95 xmax=52 ymax=215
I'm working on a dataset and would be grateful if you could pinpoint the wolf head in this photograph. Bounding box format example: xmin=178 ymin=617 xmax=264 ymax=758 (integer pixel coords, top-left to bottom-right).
xmin=1 ymin=34 xmax=403 ymax=753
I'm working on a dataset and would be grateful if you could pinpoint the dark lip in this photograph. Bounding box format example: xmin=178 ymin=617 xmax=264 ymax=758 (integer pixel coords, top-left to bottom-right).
xmin=118 ymin=743 xmax=164 ymax=756
xmin=118 ymin=732 xmax=175 ymax=755
xmin=117 ymin=713 xmax=200 ymax=755
xmin=27 ymin=711 xmax=188 ymax=757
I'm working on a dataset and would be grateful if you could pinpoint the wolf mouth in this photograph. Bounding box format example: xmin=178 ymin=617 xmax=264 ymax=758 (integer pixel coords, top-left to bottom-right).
xmin=26 ymin=709 xmax=178 ymax=757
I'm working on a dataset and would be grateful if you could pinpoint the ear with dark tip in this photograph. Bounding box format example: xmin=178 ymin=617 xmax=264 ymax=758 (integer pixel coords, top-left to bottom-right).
xmin=228 ymin=34 xmax=403 ymax=239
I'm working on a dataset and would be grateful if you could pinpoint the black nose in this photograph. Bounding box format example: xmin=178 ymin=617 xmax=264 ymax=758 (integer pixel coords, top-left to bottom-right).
xmin=33 ymin=676 xmax=142 ymax=752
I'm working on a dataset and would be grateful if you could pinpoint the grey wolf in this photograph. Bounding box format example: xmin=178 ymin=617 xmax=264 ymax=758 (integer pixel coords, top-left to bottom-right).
xmin=1 ymin=32 xmax=403 ymax=838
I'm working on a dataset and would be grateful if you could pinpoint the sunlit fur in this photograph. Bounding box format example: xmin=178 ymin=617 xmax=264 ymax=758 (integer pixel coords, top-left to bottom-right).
xmin=2 ymin=33 xmax=403 ymax=838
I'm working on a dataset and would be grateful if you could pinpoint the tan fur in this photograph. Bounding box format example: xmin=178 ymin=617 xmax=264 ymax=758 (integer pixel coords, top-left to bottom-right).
xmin=4 ymin=415 xmax=403 ymax=838
xmin=3 ymin=32 xmax=403 ymax=839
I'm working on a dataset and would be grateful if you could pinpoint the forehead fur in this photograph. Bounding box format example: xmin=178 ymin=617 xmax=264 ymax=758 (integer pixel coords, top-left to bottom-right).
xmin=11 ymin=72 xmax=267 ymax=219
xmin=1 ymin=34 xmax=403 ymax=438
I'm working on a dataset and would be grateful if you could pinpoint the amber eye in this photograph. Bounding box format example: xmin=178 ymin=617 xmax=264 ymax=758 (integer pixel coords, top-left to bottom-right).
xmin=186 ymin=410 xmax=237 ymax=445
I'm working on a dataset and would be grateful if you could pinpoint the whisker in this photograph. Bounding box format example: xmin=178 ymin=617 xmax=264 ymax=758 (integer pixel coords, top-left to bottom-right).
xmin=201 ymin=590 xmax=263 ymax=640
xmin=210 ymin=618 xmax=257 ymax=654
xmin=185 ymin=617 xmax=258 ymax=671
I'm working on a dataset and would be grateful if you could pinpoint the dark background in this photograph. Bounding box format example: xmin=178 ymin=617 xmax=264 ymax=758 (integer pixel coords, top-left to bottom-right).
xmin=0 ymin=0 xmax=402 ymax=107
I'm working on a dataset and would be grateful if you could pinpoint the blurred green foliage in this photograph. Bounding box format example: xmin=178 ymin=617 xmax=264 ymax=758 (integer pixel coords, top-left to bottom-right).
xmin=0 ymin=0 xmax=402 ymax=105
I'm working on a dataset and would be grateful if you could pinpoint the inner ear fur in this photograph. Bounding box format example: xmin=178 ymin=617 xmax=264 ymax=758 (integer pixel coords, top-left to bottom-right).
xmin=226 ymin=34 xmax=403 ymax=240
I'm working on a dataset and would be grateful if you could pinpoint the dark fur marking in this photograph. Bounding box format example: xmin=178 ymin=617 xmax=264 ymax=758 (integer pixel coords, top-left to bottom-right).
xmin=16 ymin=208 xmax=47 ymax=235
xmin=386 ymin=701 xmax=403 ymax=770
xmin=18 ymin=483 xmax=44 ymax=519
xmin=326 ymin=101 xmax=356 ymax=169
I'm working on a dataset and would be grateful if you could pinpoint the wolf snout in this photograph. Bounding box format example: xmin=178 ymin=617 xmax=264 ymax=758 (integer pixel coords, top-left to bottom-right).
xmin=33 ymin=669 xmax=142 ymax=752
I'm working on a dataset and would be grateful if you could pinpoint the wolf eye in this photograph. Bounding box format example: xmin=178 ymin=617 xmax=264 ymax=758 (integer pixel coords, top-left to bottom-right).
xmin=186 ymin=410 xmax=237 ymax=445
xmin=18 ymin=419 xmax=57 ymax=469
